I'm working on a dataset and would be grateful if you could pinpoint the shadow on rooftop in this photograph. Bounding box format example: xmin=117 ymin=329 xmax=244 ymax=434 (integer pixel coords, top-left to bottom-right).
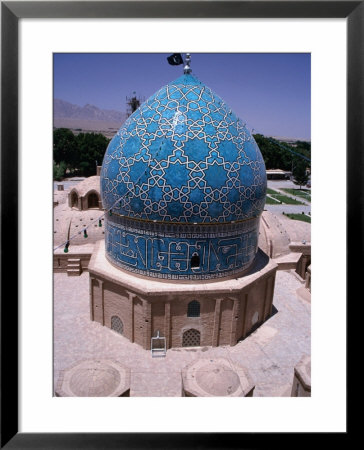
xmin=237 ymin=304 xmax=278 ymax=343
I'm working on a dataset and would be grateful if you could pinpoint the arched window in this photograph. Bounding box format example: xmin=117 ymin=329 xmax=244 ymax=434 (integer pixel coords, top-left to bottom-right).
xmin=182 ymin=329 xmax=200 ymax=347
xmin=191 ymin=252 xmax=200 ymax=268
xmin=87 ymin=192 xmax=99 ymax=209
xmin=187 ymin=300 xmax=200 ymax=317
xmin=111 ymin=315 xmax=124 ymax=335
xmin=71 ymin=191 xmax=78 ymax=208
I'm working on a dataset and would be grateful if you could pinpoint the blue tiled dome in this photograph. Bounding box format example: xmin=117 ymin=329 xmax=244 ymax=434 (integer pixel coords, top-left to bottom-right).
xmin=100 ymin=73 xmax=266 ymax=280
xmin=101 ymin=73 xmax=266 ymax=224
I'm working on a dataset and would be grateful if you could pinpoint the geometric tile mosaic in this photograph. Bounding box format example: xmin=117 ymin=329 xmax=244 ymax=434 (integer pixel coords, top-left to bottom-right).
xmin=100 ymin=73 xmax=266 ymax=279
xmin=101 ymin=73 xmax=266 ymax=224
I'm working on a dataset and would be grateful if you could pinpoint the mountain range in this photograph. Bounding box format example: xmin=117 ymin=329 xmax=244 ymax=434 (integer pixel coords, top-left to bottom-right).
xmin=54 ymin=99 xmax=309 ymax=143
xmin=54 ymin=99 xmax=127 ymax=123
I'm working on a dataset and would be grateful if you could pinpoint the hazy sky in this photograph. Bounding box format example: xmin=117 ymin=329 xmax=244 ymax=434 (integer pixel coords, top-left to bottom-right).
xmin=54 ymin=53 xmax=311 ymax=140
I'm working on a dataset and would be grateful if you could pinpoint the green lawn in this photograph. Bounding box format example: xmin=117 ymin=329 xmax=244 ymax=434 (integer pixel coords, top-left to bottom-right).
xmin=269 ymin=194 xmax=305 ymax=205
xmin=265 ymin=196 xmax=281 ymax=204
xmin=285 ymin=213 xmax=311 ymax=223
xmin=267 ymin=188 xmax=280 ymax=195
xmin=281 ymin=188 xmax=311 ymax=202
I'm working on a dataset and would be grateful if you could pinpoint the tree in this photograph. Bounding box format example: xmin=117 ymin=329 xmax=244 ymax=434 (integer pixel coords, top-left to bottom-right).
xmin=53 ymin=128 xmax=78 ymax=171
xmin=253 ymin=134 xmax=294 ymax=170
xmin=53 ymin=128 xmax=110 ymax=177
xmin=53 ymin=161 xmax=67 ymax=180
xmin=292 ymin=157 xmax=309 ymax=189
xmin=253 ymin=134 xmax=311 ymax=173
xmin=76 ymin=132 xmax=110 ymax=176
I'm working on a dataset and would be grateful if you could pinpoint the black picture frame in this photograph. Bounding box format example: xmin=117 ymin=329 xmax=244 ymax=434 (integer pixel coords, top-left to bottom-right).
xmin=1 ymin=1 xmax=357 ymax=448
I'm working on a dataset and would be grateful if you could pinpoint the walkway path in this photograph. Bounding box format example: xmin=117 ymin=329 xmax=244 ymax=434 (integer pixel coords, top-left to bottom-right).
xmin=266 ymin=180 xmax=311 ymax=216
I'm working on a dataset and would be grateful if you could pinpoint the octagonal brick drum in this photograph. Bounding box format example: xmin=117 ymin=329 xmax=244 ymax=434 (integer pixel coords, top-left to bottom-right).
xmin=101 ymin=73 xmax=266 ymax=281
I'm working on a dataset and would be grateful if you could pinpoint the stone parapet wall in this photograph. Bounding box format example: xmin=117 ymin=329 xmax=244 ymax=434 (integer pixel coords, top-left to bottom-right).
xmin=53 ymin=252 xmax=92 ymax=272
xmin=291 ymin=354 xmax=311 ymax=397
xmin=289 ymin=241 xmax=311 ymax=255
xmin=289 ymin=242 xmax=311 ymax=279
xmin=305 ymin=265 xmax=311 ymax=292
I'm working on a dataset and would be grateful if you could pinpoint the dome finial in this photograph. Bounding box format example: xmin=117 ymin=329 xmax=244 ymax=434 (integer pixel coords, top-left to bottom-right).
xmin=184 ymin=53 xmax=192 ymax=74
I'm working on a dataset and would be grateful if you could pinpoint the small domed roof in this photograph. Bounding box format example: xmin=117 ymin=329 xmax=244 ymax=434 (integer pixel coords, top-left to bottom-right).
xmin=182 ymin=357 xmax=255 ymax=397
xmin=195 ymin=362 xmax=240 ymax=396
xmin=56 ymin=359 xmax=130 ymax=397
xmin=101 ymin=73 xmax=266 ymax=224
xmin=70 ymin=366 xmax=120 ymax=397
xmin=70 ymin=176 xmax=100 ymax=197
xmin=258 ymin=211 xmax=311 ymax=258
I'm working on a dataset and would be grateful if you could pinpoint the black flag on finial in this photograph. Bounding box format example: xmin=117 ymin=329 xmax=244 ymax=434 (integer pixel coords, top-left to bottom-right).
xmin=167 ymin=53 xmax=183 ymax=65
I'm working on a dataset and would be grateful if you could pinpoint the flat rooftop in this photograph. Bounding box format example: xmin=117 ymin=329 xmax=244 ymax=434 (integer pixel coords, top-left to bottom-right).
xmin=54 ymin=268 xmax=310 ymax=397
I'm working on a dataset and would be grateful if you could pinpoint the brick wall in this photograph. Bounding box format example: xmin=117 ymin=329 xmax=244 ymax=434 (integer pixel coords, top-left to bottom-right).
xmin=91 ymin=278 xmax=103 ymax=324
xmin=89 ymin=266 xmax=277 ymax=349
xmin=103 ymin=281 xmax=131 ymax=341
xmin=218 ymin=298 xmax=234 ymax=346
xmin=132 ymin=296 xmax=144 ymax=347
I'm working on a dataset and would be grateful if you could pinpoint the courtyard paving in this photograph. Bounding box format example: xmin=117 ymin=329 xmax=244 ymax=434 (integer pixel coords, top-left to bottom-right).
xmin=54 ymin=268 xmax=310 ymax=397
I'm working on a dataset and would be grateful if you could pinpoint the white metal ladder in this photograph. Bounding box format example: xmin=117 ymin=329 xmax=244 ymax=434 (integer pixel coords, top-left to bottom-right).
xmin=151 ymin=330 xmax=166 ymax=358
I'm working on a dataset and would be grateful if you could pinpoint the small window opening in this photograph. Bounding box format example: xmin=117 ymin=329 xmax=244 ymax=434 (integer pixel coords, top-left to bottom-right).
xmin=191 ymin=252 xmax=200 ymax=268
xmin=182 ymin=329 xmax=201 ymax=347
xmin=187 ymin=300 xmax=200 ymax=317
xmin=111 ymin=315 xmax=124 ymax=335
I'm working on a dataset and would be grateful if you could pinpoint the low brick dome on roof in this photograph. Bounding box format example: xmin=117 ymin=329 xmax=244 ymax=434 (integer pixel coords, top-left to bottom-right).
xmin=258 ymin=211 xmax=311 ymax=258
xmin=195 ymin=362 xmax=240 ymax=396
xmin=56 ymin=359 xmax=130 ymax=397
xmin=182 ymin=357 xmax=254 ymax=397
xmin=71 ymin=176 xmax=100 ymax=197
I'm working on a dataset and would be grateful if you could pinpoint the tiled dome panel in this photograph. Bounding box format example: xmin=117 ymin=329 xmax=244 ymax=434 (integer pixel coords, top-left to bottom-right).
xmin=101 ymin=74 xmax=266 ymax=224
